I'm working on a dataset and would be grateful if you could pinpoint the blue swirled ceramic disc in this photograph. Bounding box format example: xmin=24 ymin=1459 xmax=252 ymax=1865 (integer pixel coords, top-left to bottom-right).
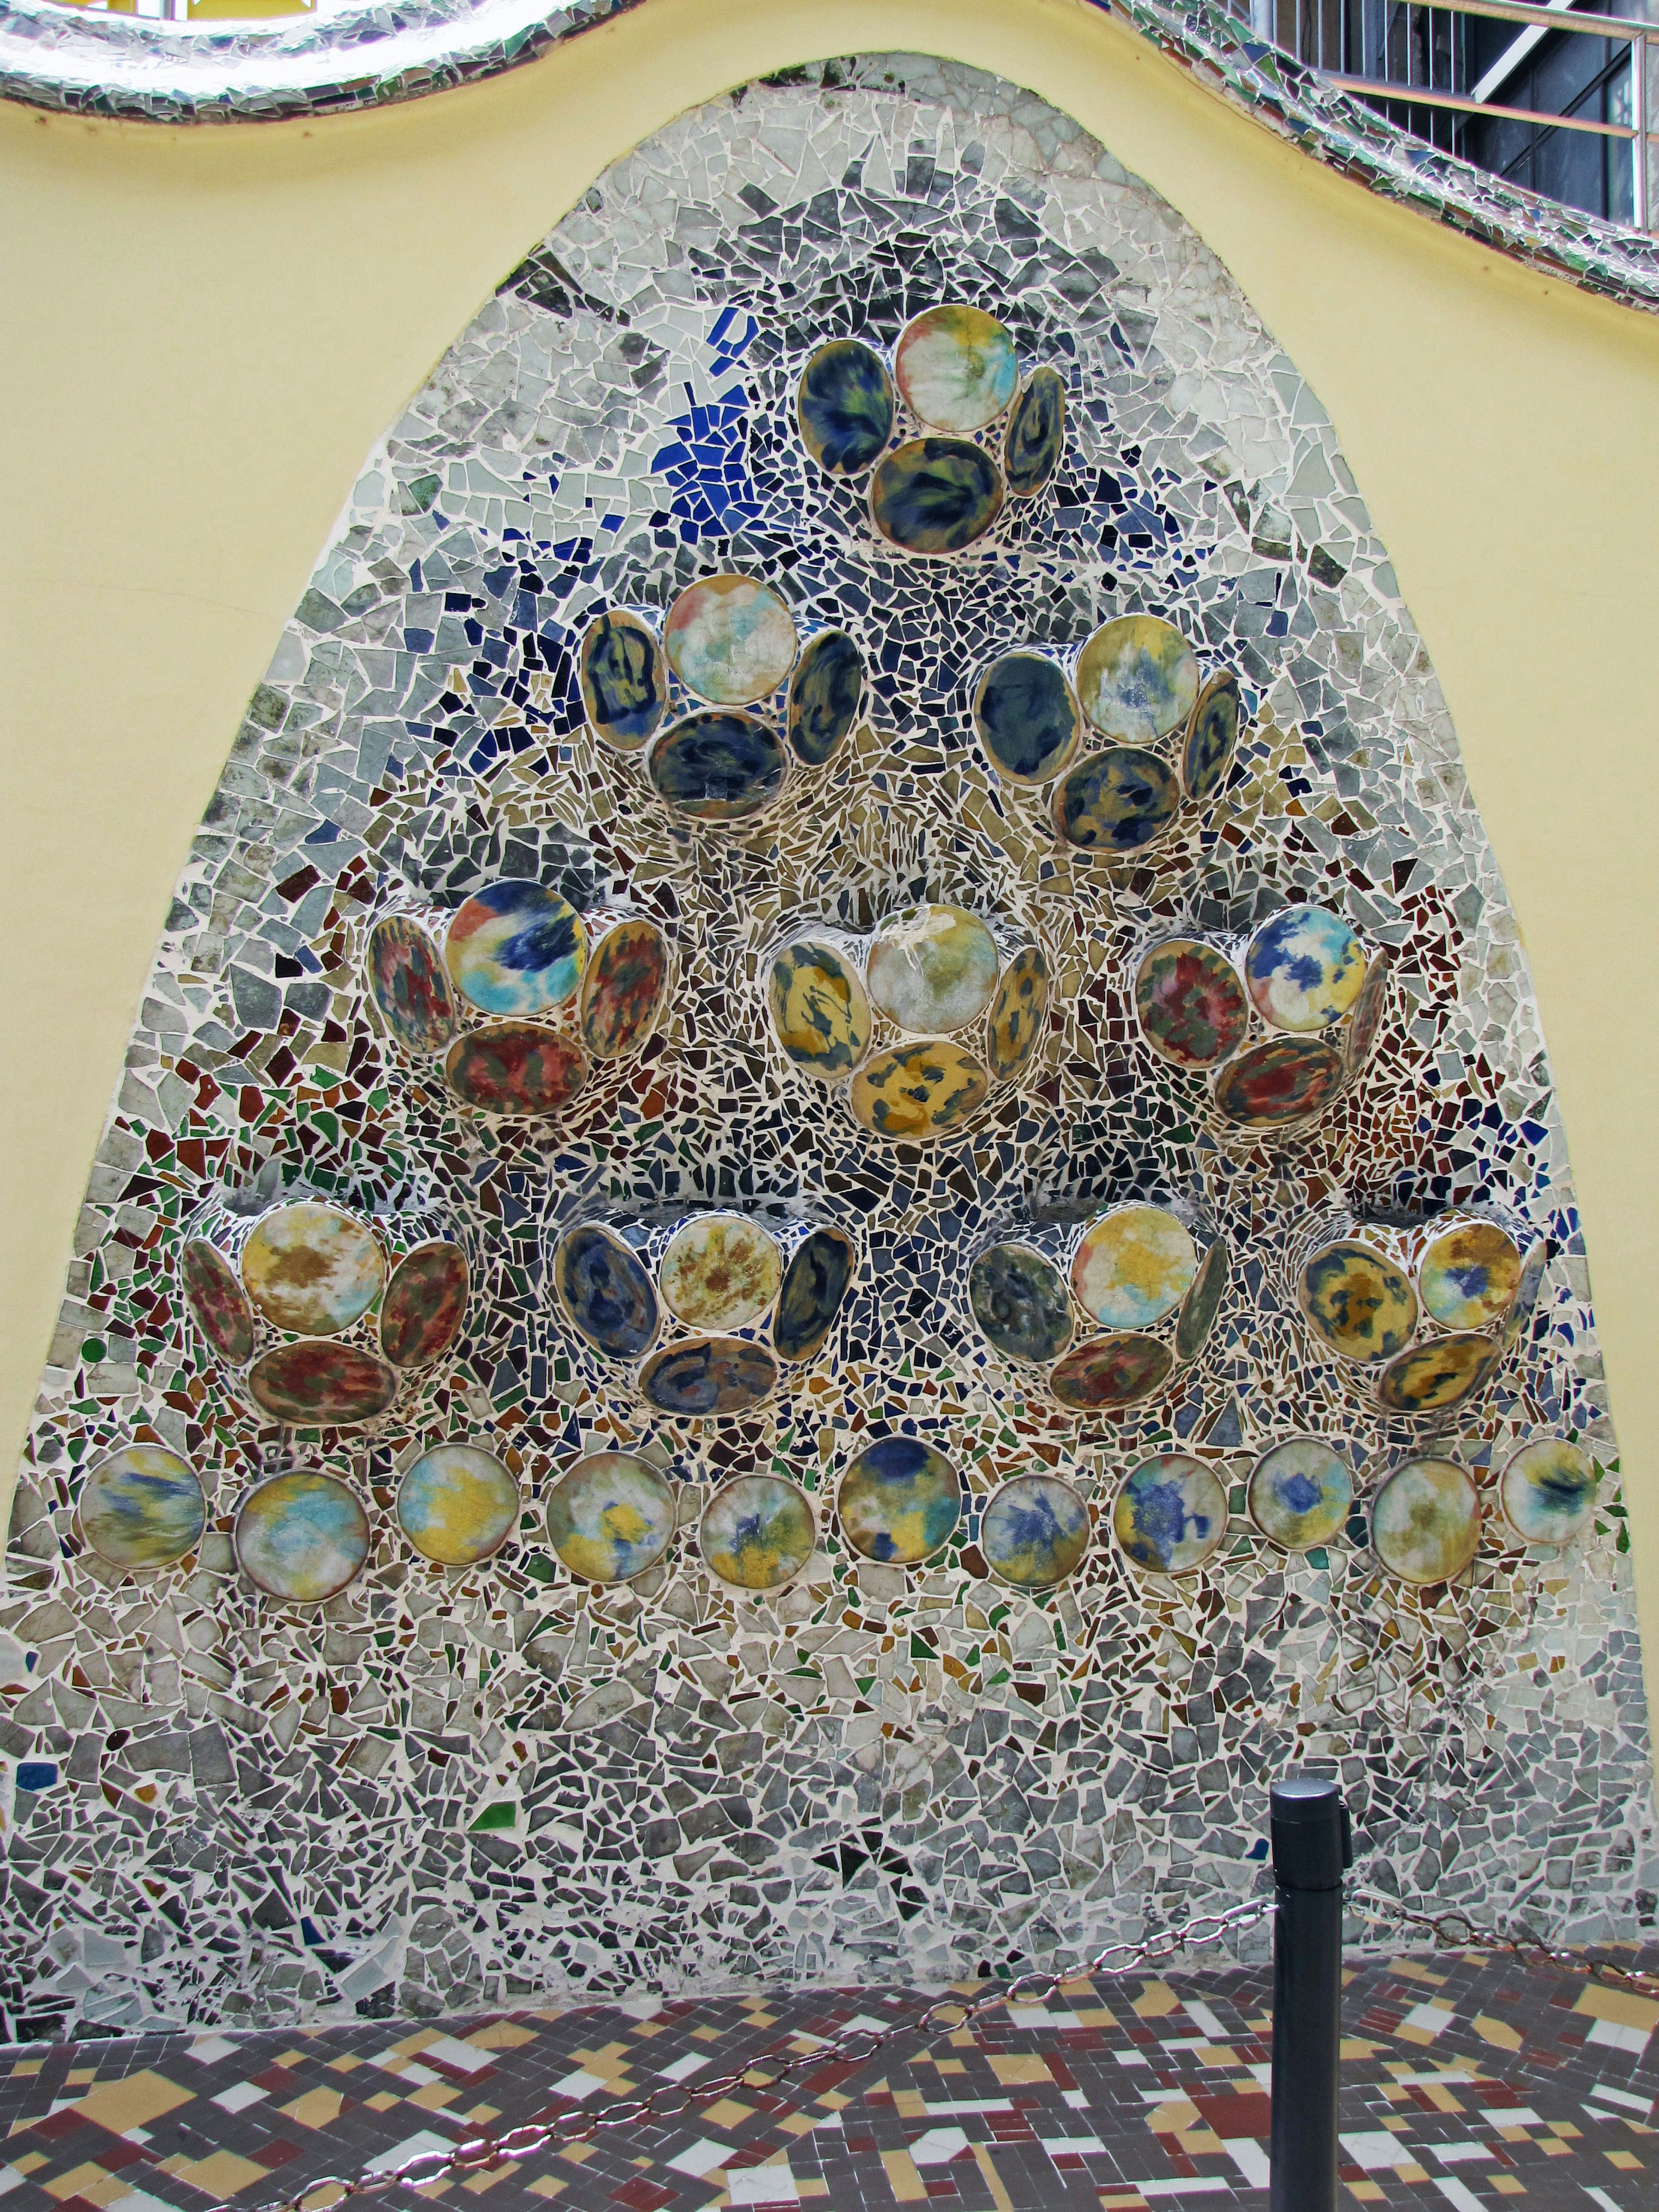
xmin=982 ymin=1474 xmax=1091 ymax=1588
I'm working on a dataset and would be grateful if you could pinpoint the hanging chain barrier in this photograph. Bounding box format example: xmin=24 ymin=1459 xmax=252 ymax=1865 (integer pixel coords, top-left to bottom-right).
xmin=1349 ymin=1886 xmax=1659 ymax=1996
xmin=214 ymin=1894 xmax=1277 ymax=2212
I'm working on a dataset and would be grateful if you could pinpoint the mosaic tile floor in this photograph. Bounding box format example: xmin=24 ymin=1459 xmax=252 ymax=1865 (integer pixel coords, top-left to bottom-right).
xmin=3 ymin=1945 xmax=1655 ymax=2212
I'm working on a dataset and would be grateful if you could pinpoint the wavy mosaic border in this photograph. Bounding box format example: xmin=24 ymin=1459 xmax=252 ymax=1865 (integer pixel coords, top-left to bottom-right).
xmin=2 ymin=0 xmax=1657 ymax=307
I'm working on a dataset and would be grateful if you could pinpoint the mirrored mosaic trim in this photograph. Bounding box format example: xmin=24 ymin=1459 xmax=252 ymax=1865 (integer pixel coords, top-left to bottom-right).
xmin=2 ymin=0 xmax=1658 ymax=319
xmin=3 ymin=60 xmax=1650 ymax=2040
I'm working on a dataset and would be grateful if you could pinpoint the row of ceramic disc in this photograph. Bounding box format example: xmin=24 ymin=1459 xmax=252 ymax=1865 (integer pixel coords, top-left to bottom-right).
xmin=797 ymin=305 xmax=1065 ymax=553
xmin=70 ymin=1427 xmax=1601 ymax=1600
xmin=578 ymin=580 xmax=865 ymax=822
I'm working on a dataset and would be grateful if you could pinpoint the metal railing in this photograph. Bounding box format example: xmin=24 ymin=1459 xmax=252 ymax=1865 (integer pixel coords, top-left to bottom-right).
xmin=1233 ymin=0 xmax=1657 ymax=231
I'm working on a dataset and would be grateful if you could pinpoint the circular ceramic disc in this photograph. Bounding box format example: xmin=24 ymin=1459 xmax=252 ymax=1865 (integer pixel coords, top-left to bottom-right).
xmin=987 ymin=947 xmax=1050 ymax=1079
xmin=242 ymin=1202 xmax=385 ymax=1337
xmin=774 ymin=1227 xmax=858 ymax=1363
xmin=1002 ymin=366 xmax=1065 ymax=495
xmin=379 ymin=1241 xmax=469 ymax=1369
xmin=1181 ymin=670 xmax=1241 ymax=802
xmin=982 ymin=1474 xmax=1091 ymax=1588
xmin=1053 ymin=747 xmax=1180 ymax=852
xmin=367 ymin=915 xmax=456 ymax=1055
xmin=849 ymin=1041 xmax=990 ymax=1141
xmin=555 ymin=1224 xmax=659 ymax=1358
xmin=870 ymin=439 xmax=1004 ymax=555
xmin=788 ymin=631 xmax=864 ymax=767
xmin=546 ymin=1452 xmax=677 ymax=1584
xmin=579 ymin=609 xmax=666 ymax=750
xmin=235 ymin=1471 xmax=371 ymax=1603
xmin=1075 ymin=615 xmax=1199 ymax=742
xmin=639 ymin=1337 xmax=780 ymax=1416
xmin=546 ymin=1460 xmax=677 ymax=1583
xmin=1248 ymin=1438 xmax=1353 ymax=1552
xmin=1175 ymin=1236 xmax=1230 ymax=1364
xmin=868 ymin=905 xmax=999 ymax=1035
xmin=1298 ymin=1239 xmax=1418 ymax=1364
xmin=579 ymin=918 xmax=670 ymax=1061
xmin=1213 ymin=1038 xmax=1344 ymax=1128
xmin=1370 ymin=1458 xmax=1481 ymax=1586
xmin=1504 ymin=1237 xmax=1550 ymax=1348
xmin=1344 ymin=953 xmax=1391 ymax=1078
xmin=246 ymin=1343 xmax=398 ymax=1426
xmin=894 ymin=305 xmax=1018 ymax=432
xmin=1417 ymin=1220 xmax=1523 ymax=1332
xmin=1134 ymin=940 xmax=1249 ymax=1070
xmin=397 ymin=1444 xmax=519 ymax=1568
xmin=659 ymin=1215 xmax=782 ymax=1332
xmin=969 ymin=1243 xmax=1073 ymax=1364
xmin=1049 ymin=1332 xmax=1173 ymax=1410
xmin=797 ymin=339 xmax=895 ymax=476
xmin=647 ymin=711 xmax=788 ymax=822
xmin=444 ymin=880 xmax=587 ymax=1016
xmin=768 ymin=940 xmax=872 ymax=1082
xmin=664 ymin=575 xmax=798 ymax=704
xmin=1071 ymin=1205 xmax=1198 ymax=1331
xmin=838 ymin=1438 xmax=962 ymax=1565
xmin=1376 ymin=1334 xmax=1501 ymax=1415
xmin=1113 ymin=1455 xmax=1229 ymax=1575
xmin=181 ymin=1238 xmax=255 ymax=1366
xmin=699 ymin=1476 xmax=816 ymax=1591
xmin=78 ymin=1445 xmax=207 ymax=1571
xmin=1243 ymin=906 xmax=1366 ymax=1033
xmin=445 ymin=1023 xmax=588 ymax=1116
xmin=1500 ymin=1438 xmax=1599 ymax=1546
xmin=974 ymin=654 xmax=1080 ymax=784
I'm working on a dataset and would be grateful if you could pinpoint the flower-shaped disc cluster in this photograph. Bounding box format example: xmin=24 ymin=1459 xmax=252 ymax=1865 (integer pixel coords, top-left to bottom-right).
xmin=551 ymin=1206 xmax=858 ymax=1418
xmin=968 ymin=1197 xmax=1230 ymax=1413
xmin=974 ymin=613 xmax=1243 ymax=856
xmin=797 ymin=302 xmax=1065 ymax=553
xmin=1134 ymin=903 xmax=1389 ymax=1136
xmin=579 ymin=574 xmax=868 ymax=823
xmin=365 ymin=879 xmax=671 ymax=1121
xmin=180 ymin=1189 xmax=467 ymax=1429
xmin=765 ymin=902 xmax=1050 ymax=1142
xmin=1293 ymin=1202 xmax=1548 ymax=1419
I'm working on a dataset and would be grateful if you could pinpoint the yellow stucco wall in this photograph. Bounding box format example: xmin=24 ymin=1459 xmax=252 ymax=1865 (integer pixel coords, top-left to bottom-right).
xmin=3 ymin=0 xmax=1656 ymax=1720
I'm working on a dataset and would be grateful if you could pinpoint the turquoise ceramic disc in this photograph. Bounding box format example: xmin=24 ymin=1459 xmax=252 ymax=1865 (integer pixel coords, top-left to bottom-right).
xmin=397 ymin=1444 xmax=519 ymax=1567
xmin=1243 ymin=906 xmax=1366 ymax=1033
xmin=235 ymin=1471 xmax=371 ymax=1603
xmin=837 ymin=1438 xmax=962 ymax=1565
xmin=444 ymin=880 xmax=587 ymax=1017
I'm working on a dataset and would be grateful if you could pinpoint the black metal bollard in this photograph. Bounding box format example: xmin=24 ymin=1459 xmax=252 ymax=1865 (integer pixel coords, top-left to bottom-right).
xmin=1268 ymin=1777 xmax=1352 ymax=2212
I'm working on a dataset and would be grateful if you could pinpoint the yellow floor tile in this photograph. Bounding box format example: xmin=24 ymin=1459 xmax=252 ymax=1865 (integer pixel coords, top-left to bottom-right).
xmin=71 ymin=2072 xmax=194 ymax=2134
xmin=365 ymin=2092 xmax=401 ymax=2113
xmin=459 ymin=2161 xmax=520 ymax=2192
xmin=461 ymin=2104 xmax=500 ymax=2125
xmin=1473 ymin=2014 xmax=1524 ymax=2050
xmin=701 ymin=2099 xmax=755 ymax=2129
xmin=1491 ymin=2178 xmax=1526 ymax=2196
xmin=1606 ymin=2150 xmax=1644 ymax=2170
xmin=170 ymin=2151 xmax=272 ymax=2199
xmin=465 ymin=2024 xmax=537 ymax=2051
xmin=279 ymin=2087 xmax=346 ymax=2130
xmin=988 ymin=2055 xmax=1051 ymax=2086
xmin=43 ymin=2161 xmax=128 ymax=2204
xmin=327 ymin=2056 xmax=363 ymax=2074
xmin=526 ymin=2181 xmax=565 ymax=2200
xmin=408 ymin=2082 xmax=462 ymax=2111
xmin=880 ymin=2148 xmax=926 ymax=2203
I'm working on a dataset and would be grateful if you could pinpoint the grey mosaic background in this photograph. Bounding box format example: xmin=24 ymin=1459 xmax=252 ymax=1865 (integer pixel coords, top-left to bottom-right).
xmin=2 ymin=55 xmax=1651 ymax=2041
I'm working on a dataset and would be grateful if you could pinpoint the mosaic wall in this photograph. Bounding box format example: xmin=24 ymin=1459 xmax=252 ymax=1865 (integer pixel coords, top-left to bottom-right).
xmin=3 ymin=54 xmax=1652 ymax=2040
